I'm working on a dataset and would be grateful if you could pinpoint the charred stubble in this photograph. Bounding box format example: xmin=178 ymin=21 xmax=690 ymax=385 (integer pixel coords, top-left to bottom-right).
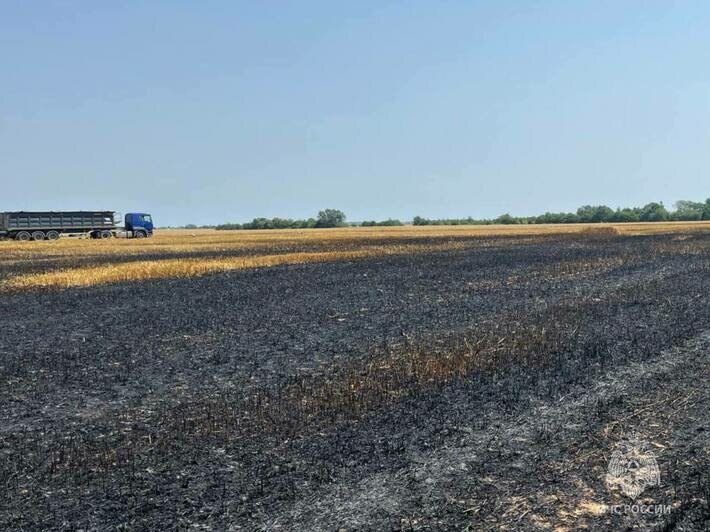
xmin=0 ymin=232 xmax=709 ymax=530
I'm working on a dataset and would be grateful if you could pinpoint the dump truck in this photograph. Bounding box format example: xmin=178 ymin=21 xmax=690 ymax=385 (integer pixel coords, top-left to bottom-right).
xmin=0 ymin=211 xmax=154 ymax=241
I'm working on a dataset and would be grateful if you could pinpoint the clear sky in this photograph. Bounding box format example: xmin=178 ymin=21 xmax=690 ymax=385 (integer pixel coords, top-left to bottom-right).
xmin=1 ymin=1 xmax=708 ymax=226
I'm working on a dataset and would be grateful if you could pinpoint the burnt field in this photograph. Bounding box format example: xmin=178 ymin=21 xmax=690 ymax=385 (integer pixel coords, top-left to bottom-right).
xmin=1 ymin=228 xmax=709 ymax=530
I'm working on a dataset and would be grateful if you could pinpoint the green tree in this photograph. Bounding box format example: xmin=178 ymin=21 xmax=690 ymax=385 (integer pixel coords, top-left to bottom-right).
xmin=639 ymin=202 xmax=669 ymax=222
xmin=495 ymin=213 xmax=519 ymax=224
xmin=610 ymin=208 xmax=640 ymax=223
xmin=671 ymin=200 xmax=704 ymax=221
xmin=316 ymin=209 xmax=347 ymax=228
xmin=577 ymin=205 xmax=613 ymax=223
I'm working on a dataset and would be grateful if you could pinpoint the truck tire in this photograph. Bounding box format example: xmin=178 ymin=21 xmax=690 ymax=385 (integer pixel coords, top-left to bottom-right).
xmin=46 ymin=230 xmax=60 ymax=240
xmin=100 ymin=230 xmax=113 ymax=239
xmin=31 ymin=231 xmax=46 ymax=241
xmin=134 ymin=231 xmax=146 ymax=239
xmin=15 ymin=231 xmax=31 ymax=241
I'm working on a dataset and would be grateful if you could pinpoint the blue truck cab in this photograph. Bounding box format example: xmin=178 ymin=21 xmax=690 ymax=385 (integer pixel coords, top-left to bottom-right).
xmin=125 ymin=213 xmax=154 ymax=237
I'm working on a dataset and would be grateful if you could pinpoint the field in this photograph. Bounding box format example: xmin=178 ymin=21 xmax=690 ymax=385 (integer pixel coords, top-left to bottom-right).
xmin=1 ymin=223 xmax=709 ymax=530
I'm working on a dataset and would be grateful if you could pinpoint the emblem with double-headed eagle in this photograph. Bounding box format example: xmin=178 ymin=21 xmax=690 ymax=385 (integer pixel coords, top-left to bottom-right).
xmin=606 ymin=438 xmax=660 ymax=499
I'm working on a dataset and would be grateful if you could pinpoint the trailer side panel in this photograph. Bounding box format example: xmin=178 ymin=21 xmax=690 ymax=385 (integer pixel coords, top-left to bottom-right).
xmin=1 ymin=211 xmax=117 ymax=232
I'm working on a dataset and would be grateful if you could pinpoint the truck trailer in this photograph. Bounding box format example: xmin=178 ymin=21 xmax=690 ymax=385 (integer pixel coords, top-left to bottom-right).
xmin=0 ymin=211 xmax=154 ymax=241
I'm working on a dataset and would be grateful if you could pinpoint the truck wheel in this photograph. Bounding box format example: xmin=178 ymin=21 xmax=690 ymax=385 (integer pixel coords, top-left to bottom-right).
xmin=15 ymin=231 xmax=31 ymax=241
xmin=46 ymin=231 xmax=60 ymax=240
xmin=100 ymin=230 xmax=113 ymax=239
xmin=31 ymin=231 xmax=46 ymax=241
xmin=134 ymin=231 xmax=146 ymax=239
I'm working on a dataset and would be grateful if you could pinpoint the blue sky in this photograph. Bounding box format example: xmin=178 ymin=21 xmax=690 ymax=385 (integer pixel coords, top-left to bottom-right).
xmin=1 ymin=1 xmax=708 ymax=226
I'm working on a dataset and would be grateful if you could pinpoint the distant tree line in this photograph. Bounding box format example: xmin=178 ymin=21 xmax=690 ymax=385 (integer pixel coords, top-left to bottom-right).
xmin=413 ymin=199 xmax=710 ymax=226
xmin=213 ymin=199 xmax=710 ymax=230
xmin=361 ymin=219 xmax=404 ymax=227
xmin=216 ymin=209 xmax=347 ymax=230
